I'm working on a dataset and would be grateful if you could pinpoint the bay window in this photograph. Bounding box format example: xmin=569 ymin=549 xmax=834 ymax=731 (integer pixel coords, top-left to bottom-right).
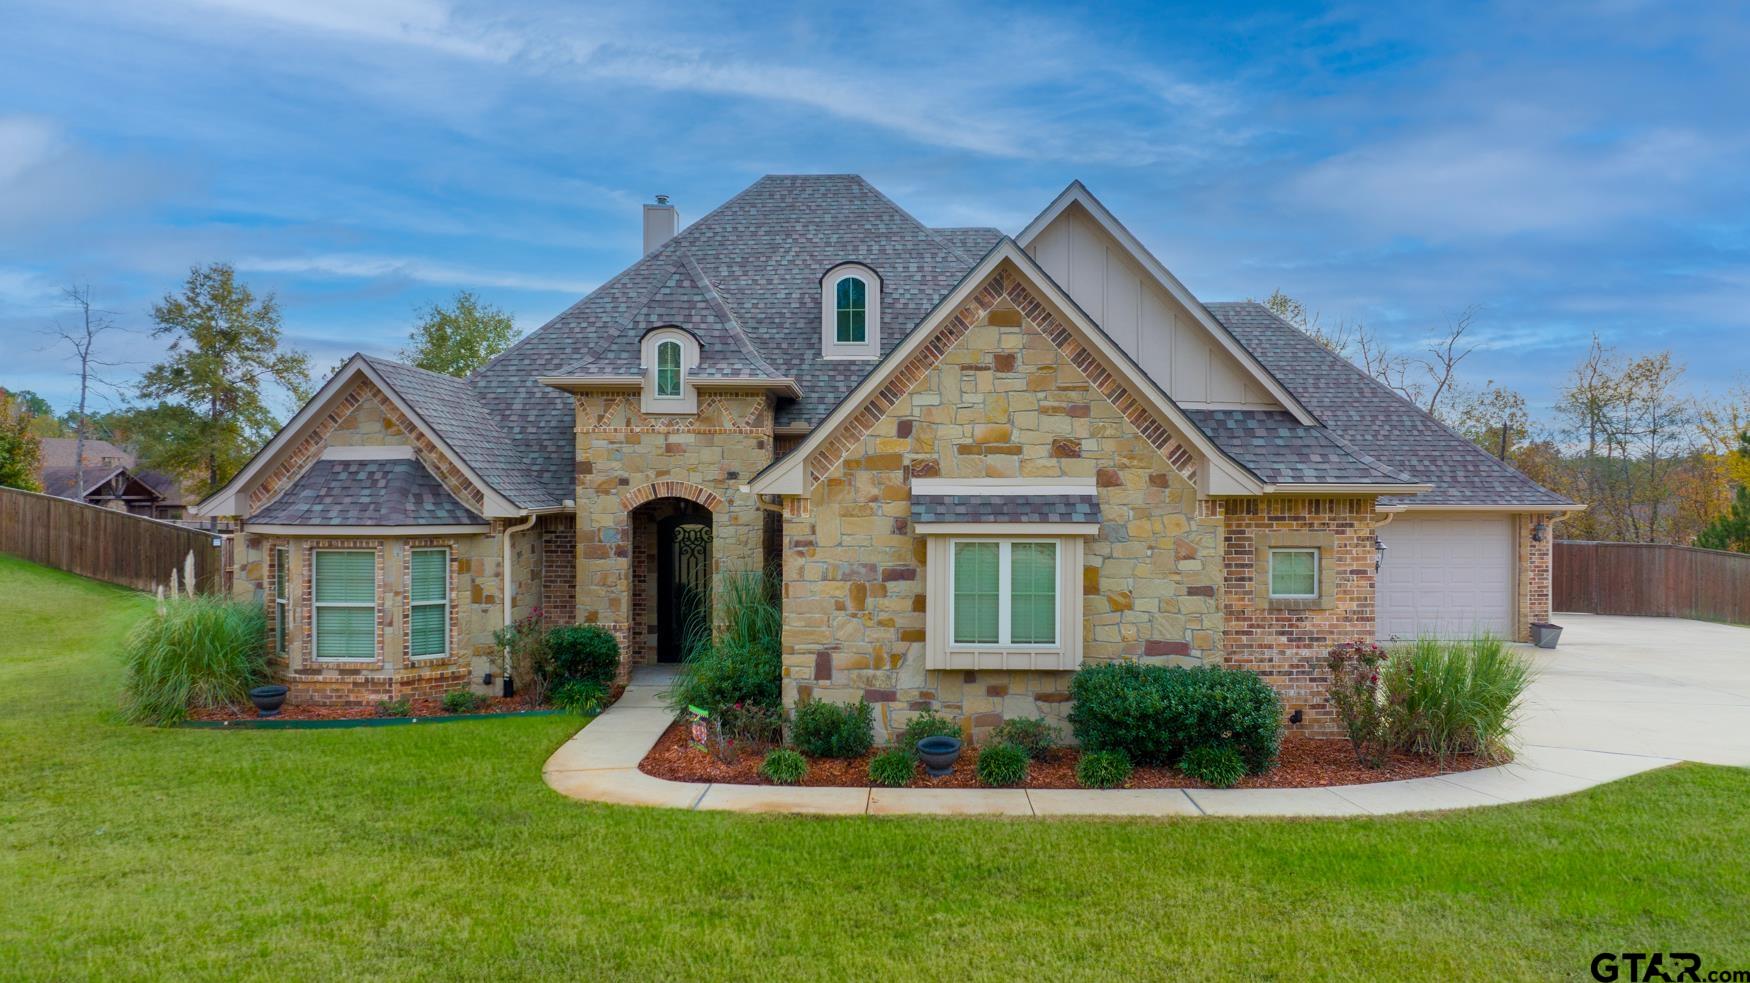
xmin=312 ymin=549 xmax=377 ymax=661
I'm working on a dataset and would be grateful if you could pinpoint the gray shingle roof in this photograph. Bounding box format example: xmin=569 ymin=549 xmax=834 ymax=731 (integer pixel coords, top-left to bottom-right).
xmin=1183 ymin=409 xmax=1416 ymax=486
xmin=467 ymin=175 xmax=1002 ymax=507
xmin=911 ymin=494 xmax=1102 ymax=525
xmin=250 ymin=458 xmax=486 ymax=526
xmin=1203 ymin=303 xmax=1574 ymax=508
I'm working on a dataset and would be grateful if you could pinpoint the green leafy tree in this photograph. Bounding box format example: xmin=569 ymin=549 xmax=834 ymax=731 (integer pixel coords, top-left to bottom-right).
xmin=138 ymin=263 xmax=311 ymax=495
xmin=1695 ymin=433 xmax=1750 ymax=553
xmin=0 ymin=389 xmax=43 ymax=491
xmin=400 ymin=290 xmax=519 ymax=377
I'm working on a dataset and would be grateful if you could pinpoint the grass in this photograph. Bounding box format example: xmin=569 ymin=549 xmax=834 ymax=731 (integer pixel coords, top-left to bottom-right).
xmin=1 ymin=553 xmax=1747 ymax=980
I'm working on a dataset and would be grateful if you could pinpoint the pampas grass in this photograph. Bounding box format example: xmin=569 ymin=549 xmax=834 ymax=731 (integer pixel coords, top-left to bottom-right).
xmin=1384 ymin=634 xmax=1532 ymax=764
xmin=121 ymin=594 xmax=268 ymax=725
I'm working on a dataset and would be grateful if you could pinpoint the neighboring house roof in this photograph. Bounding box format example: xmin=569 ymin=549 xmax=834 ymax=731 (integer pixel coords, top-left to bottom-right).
xmin=1183 ymin=409 xmax=1416 ymax=486
xmin=1203 ymin=302 xmax=1575 ymax=508
xmin=38 ymin=437 xmax=133 ymax=470
xmin=249 ymin=458 xmax=485 ymax=527
xmin=39 ymin=463 xmax=185 ymax=506
xmin=912 ymin=494 xmax=1102 ymax=525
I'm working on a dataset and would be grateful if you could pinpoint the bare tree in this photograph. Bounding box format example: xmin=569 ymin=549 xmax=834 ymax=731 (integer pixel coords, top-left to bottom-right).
xmin=49 ymin=285 xmax=126 ymax=494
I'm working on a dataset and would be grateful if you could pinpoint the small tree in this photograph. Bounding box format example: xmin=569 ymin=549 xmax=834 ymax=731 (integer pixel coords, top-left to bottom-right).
xmin=138 ymin=263 xmax=311 ymax=495
xmin=0 ymin=389 xmax=43 ymax=491
xmin=400 ymin=290 xmax=520 ymax=377
xmin=1695 ymin=433 xmax=1750 ymax=553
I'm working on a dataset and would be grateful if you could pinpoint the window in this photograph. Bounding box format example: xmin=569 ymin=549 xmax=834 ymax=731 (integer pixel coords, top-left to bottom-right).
xmin=950 ymin=540 xmax=1058 ymax=647
xmin=312 ymin=550 xmax=376 ymax=660
xmin=1268 ymin=547 xmax=1318 ymax=599
xmin=655 ymin=339 xmax=682 ymax=398
xmin=409 ymin=548 xmax=449 ymax=659
xmin=274 ymin=547 xmax=289 ymax=655
xmin=835 ymin=276 xmax=867 ymax=344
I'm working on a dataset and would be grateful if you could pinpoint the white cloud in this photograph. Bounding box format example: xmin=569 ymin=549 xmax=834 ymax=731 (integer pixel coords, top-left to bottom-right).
xmin=236 ymin=252 xmax=596 ymax=294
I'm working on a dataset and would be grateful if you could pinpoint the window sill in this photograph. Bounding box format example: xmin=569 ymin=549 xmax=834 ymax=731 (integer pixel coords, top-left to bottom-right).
xmin=926 ymin=648 xmax=1079 ymax=671
xmin=1264 ymin=597 xmax=1330 ymax=611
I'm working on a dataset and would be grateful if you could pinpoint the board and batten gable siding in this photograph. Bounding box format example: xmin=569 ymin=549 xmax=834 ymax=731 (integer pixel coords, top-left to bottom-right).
xmin=1026 ymin=203 xmax=1279 ymax=409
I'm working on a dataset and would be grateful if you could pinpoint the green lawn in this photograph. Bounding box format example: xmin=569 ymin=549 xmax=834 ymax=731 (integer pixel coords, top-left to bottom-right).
xmin=1 ymin=553 xmax=1746 ymax=981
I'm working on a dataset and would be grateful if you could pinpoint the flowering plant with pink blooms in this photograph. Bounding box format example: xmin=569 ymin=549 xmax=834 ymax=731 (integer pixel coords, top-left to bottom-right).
xmin=1326 ymin=641 xmax=1393 ymax=766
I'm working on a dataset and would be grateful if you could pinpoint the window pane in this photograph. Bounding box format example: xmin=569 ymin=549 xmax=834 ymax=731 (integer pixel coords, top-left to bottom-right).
xmin=952 ymin=542 xmax=999 ymax=644
xmin=835 ymin=277 xmax=867 ymax=343
xmin=274 ymin=548 xmax=288 ymax=601
xmin=656 ymin=341 xmax=681 ymax=396
xmin=1009 ymin=542 xmax=1057 ymax=644
xmin=1270 ymin=549 xmax=1317 ymax=596
xmin=411 ymin=549 xmax=447 ymax=603
xmin=314 ymin=551 xmax=375 ymax=603
xmin=316 ymin=606 xmax=376 ymax=659
xmin=410 ymin=604 xmax=446 ymax=657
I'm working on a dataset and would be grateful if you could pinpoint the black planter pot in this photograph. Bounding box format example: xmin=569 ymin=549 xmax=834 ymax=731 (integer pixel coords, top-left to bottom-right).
xmin=1530 ymin=622 xmax=1563 ymax=649
xmin=915 ymin=735 xmax=963 ymax=777
xmin=248 ymin=684 xmax=289 ymax=718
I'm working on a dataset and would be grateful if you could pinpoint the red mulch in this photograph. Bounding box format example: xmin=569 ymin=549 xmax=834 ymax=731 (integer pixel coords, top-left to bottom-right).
xmin=183 ymin=682 xmax=629 ymax=722
xmin=637 ymin=723 xmax=1500 ymax=789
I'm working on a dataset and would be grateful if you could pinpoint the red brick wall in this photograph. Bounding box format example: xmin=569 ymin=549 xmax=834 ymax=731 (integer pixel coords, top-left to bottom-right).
xmin=539 ymin=516 xmax=576 ymax=625
xmin=1221 ymin=497 xmax=1378 ymax=737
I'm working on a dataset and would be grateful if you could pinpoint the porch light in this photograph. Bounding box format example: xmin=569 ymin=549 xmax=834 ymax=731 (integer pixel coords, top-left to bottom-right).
xmin=1532 ymin=520 xmax=1548 ymax=543
xmin=1373 ymin=535 xmax=1387 ymax=573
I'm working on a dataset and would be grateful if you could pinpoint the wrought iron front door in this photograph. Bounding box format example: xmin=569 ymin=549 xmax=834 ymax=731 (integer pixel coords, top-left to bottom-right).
xmin=658 ymin=520 xmax=712 ymax=663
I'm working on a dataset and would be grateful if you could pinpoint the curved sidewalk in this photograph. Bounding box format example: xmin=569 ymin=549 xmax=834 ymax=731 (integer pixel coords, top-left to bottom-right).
xmin=543 ymin=663 xmax=1680 ymax=818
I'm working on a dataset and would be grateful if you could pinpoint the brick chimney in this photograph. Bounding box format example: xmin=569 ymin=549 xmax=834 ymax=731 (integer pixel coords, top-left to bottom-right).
xmin=643 ymin=195 xmax=678 ymax=255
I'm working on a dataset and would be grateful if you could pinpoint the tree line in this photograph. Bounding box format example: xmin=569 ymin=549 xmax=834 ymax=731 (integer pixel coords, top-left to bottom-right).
xmin=1258 ymin=290 xmax=1750 ymax=552
xmin=2 ymin=262 xmax=520 ymax=501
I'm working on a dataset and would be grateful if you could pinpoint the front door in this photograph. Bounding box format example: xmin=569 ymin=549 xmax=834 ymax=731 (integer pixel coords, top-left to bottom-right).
xmin=657 ymin=518 xmax=712 ymax=663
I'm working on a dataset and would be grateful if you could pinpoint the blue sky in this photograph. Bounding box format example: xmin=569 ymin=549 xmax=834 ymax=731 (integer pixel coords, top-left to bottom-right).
xmin=2 ymin=0 xmax=1747 ymax=422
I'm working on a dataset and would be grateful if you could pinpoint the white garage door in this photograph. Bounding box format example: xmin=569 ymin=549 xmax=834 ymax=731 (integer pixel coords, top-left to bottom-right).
xmin=1376 ymin=514 xmax=1514 ymax=641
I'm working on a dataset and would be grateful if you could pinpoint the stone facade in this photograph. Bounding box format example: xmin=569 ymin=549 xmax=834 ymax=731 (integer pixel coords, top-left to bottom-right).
xmin=1219 ymin=497 xmax=1378 ymax=736
xmin=570 ymin=390 xmax=775 ymax=660
xmin=781 ymin=276 xmax=1224 ymax=744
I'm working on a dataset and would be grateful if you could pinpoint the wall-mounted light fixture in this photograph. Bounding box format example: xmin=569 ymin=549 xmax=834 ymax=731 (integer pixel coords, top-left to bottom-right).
xmin=1531 ymin=520 xmax=1548 ymax=543
xmin=1373 ymin=535 xmax=1388 ymax=573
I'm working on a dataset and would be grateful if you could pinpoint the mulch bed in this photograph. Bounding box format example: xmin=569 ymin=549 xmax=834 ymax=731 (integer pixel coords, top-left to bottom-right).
xmin=638 ymin=723 xmax=1500 ymax=790
xmin=189 ymin=694 xmax=547 ymax=722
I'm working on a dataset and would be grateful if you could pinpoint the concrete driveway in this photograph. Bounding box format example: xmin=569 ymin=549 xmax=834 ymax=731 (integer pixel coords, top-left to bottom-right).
xmin=1521 ymin=613 xmax=1750 ymax=767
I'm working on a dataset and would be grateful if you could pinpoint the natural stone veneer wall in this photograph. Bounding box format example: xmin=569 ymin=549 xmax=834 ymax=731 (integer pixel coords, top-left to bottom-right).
xmin=571 ymin=391 xmax=774 ymax=660
xmin=1220 ymin=497 xmax=1377 ymax=736
xmin=782 ymin=288 xmax=1223 ymax=744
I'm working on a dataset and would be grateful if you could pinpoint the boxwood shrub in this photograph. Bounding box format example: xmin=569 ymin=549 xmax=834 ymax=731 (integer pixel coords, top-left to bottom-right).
xmin=791 ymin=699 xmax=874 ymax=759
xmin=1067 ymin=662 xmax=1283 ymax=772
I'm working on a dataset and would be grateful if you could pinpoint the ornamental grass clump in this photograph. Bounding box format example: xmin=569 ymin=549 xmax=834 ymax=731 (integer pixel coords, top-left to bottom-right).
xmin=868 ymin=749 xmax=916 ymax=788
xmin=121 ymin=594 xmax=268 ymax=726
xmin=759 ymin=748 xmax=807 ymax=785
xmin=1179 ymin=745 xmax=1247 ymax=788
xmin=667 ymin=570 xmax=782 ymax=718
xmin=1384 ymin=635 xmax=1531 ymax=764
xmin=1075 ymin=749 xmax=1133 ymax=789
xmin=976 ymin=742 xmax=1029 ymax=787
xmin=1326 ymin=641 xmax=1393 ymax=767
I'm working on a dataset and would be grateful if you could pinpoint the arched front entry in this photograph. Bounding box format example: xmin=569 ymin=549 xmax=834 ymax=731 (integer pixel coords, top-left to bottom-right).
xmin=630 ymin=497 xmax=713 ymax=665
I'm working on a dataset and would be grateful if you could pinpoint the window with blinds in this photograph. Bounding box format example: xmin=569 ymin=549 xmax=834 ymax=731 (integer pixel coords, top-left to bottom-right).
xmin=313 ymin=550 xmax=376 ymax=660
xmin=950 ymin=539 xmax=1058 ymax=647
xmin=409 ymin=548 xmax=449 ymax=659
xmin=274 ymin=547 xmax=289 ymax=655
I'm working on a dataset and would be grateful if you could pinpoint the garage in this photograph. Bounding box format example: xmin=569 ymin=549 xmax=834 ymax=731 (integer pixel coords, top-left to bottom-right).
xmin=1376 ymin=513 xmax=1515 ymax=641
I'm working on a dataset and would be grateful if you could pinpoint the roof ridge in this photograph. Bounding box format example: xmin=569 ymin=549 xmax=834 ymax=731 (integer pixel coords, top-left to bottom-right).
xmin=846 ymin=175 xmax=979 ymax=264
xmin=675 ymin=250 xmax=783 ymax=379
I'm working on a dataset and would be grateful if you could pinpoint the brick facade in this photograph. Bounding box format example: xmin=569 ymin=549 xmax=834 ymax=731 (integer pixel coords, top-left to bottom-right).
xmin=1517 ymin=511 xmax=1555 ymax=641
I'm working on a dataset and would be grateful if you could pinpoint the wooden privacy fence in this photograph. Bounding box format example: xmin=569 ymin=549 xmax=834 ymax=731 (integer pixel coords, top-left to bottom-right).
xmin=0 ymin=485 xmax=225 ymax=593
xmin=1554 ymin=540 xmax=1750 ymax=626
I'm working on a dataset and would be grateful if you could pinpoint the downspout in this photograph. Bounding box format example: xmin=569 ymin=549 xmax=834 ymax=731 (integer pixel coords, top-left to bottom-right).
xmin=500 ymin=513 xmax=538 ymax=690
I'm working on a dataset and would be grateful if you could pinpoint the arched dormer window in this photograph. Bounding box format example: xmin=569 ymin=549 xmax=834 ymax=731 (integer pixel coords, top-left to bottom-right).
xmin=655 ymin=339 xmax=683 ymax=397
xmin=640 ymin=327 xmax=700 ymax=414
xmin=821 ymin=263 xmax=880 ymax=359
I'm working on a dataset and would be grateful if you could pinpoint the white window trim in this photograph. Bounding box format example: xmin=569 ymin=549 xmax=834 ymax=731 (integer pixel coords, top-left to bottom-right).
xmin=408 ymin=547 xmax=450 ymax=661
xmin=1268 ymin=547 xmax=1320 ymax=599
xmin=311 ymin=548 xmax=378 ymax=663
xmin=639 ymin=327 xmax=700 ymax=414
xmin=274 ymin=547 xmax=289 ymax=656
xmin=654 ymin=339 xmax=684 ymax=399
xmin=948 ymin=539 xmax=1061 ymax=649
xmin=820 ymin=263 xmax=881 ymax=359
xmin=925 ymin=534 xmax=1084 ymax=671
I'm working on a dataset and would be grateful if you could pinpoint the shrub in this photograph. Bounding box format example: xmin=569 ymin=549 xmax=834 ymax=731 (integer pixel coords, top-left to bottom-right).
xmin=441 ymin=690 xmax=487 ymax=714
xmin=717 ymin=702 xmax=784 ymax=745
xmin=1179 ymin=744 xmax=1247 ymax=788
xmin=546 ymin=625 xmax=619 ymax=687
xmin=1067 ymin=662 xmax=1282 ymax=772
xmin=1076 ymin=748 xmax=1133 ymax=789
xmin=375 ymin=697 xmax=412 ymax=718
xmin=1384 ymin=635 xmax=1531 ymax=764
xmin=551 ymin=679 xmax=609 ymax=715
xmin=868 ymin=749 xmax=916 ymax=787
xmin=990 ymin=716 xmax=1057 ymax=760
xmin=121 ymin=594 xmax=268 ymax=725
xmin=791 ymin=699 xmax=874 ymax=759
xmin=975 ymin=742 xmax=1029 ymax=787
xmin=897 ymin=709 xmax=961 ymax=757
xmin=667 ymin=570 xmax=782 ymax=717
xmin=1326 ymin=641 xmax=1392 ymax=767
xmin=759 ymin=748 xmax=807 ymax=785
xmin=493 ymin=613 xmax=553 ymax=704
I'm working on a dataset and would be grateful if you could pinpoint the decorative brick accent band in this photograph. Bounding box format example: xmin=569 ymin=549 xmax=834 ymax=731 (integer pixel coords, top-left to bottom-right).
xmin=574 ymin=392 xmax=772 ymax=435
xmin=804 ymin=266 xmax=1200 ymax=489
xmin=619 ymin=480 xmax=727 ymax=514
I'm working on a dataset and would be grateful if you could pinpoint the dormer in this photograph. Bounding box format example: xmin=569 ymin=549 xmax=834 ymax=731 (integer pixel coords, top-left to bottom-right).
xmin=820 ymin=262 xmax=880 ymax=359
xmin=640 ymin=326 xmax=700 ymax=414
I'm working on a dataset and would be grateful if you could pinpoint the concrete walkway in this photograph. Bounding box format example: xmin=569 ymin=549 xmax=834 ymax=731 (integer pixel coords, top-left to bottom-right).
xmin=544 ymin=613 xmax=1747 ymax=817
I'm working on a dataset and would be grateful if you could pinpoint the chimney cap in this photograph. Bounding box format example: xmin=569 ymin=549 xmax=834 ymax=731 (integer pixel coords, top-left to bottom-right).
xmin=654 ymin=194 xmax=670 ymax=205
